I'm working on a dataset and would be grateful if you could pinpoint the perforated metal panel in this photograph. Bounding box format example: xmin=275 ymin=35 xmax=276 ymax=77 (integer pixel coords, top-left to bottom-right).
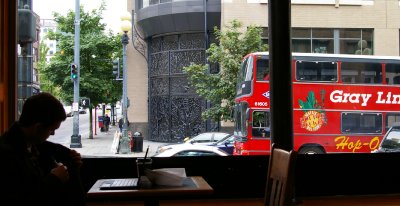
xmin=148 ymin=33 xmax=219 ymax=142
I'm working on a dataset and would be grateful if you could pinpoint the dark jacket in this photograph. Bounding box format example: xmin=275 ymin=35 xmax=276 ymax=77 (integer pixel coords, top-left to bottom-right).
xmin=118 ymin=118 xmax=123 ymax=129
xmin=104 ymin=116 xmax=111 ymax=125
xmin=0 ymin=123 xmax=86 ymax=206
xmin=118 ymin=118 xmax=130 ymax=129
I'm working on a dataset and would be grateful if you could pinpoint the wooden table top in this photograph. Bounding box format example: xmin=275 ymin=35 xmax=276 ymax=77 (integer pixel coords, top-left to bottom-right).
xmin=87 ymin=176 xmax=214 ymax=199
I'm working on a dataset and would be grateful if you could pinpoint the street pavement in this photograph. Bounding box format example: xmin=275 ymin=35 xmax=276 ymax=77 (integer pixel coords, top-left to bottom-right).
xmin=58 ymin=124 xmax=165 ymax=158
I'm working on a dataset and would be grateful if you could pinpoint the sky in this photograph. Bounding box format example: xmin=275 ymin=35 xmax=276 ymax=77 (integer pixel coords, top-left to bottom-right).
xmin=32 ymin=0 xmax=127 ymax=33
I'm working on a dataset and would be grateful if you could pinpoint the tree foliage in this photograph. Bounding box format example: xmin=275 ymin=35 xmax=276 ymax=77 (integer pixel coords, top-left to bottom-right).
xmin=41 ymin=2 xmax=122 ymax=106
xmin=183 ymin=20 xmax=268 ymax=122
xmin=37 ymin=40 xmax=61 ymax=96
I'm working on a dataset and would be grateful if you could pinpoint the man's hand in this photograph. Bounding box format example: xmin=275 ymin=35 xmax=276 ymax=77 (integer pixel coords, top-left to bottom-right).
xmin=51 ymin=163 xmax=69 ymax=183
xmin=69 ymin=149 xmax=83 ymax=168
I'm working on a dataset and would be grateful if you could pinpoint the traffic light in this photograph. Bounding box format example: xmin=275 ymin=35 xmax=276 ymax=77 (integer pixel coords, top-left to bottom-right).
xmin=71 ymin=63 xmax=78 ymax=80
xmin=112 ymin=58 xmax=120 ymax=77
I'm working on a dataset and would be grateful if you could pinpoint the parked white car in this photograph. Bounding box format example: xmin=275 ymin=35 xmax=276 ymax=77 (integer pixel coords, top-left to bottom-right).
xmin=372 ymin=122 xmax=400 ymax=153
xmin=184 ymin=132 xmax=231 ymax=144
xmin=155 ymin=132 xmax=231 ymax=154
xmin=153 ymin=144 xmax=229 ymax=157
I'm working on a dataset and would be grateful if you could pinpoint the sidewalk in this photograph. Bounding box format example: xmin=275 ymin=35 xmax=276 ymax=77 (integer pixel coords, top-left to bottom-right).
xmin=65 ymin=125 xmax=165 ymax=158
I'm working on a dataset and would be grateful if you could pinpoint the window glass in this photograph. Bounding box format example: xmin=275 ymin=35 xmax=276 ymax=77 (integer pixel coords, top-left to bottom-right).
xmin=340 ymin=39 xmax=359 ymax=54
xmin=213 ymin=133 xmax=230 ymax=141
xmin=385 ymin=63 xmax=400 ymax=85
xmin=242 ymin=103 xmax=249 ymax=136
xmin=293 ymin=28 xmax=374 ymax=54
xmin=341 ymin=62 xmax=382 ymax=84
xmin=237 ymin=57 xmax=249 ymax=94
xmin=216 ymin=135 xmax=235 ymax=145
xmin=340 ymin=28 xmax=360 ymax=38
xmin=296 ymin=61 xmax=337 ymax=82
xmin=234 ymin=102 xmax=249 ymax=137
xmin=190 ymin=133 xmax=211 ymax=142
xmin=341 ymin=113 xmax=382 ymax=134
xmin=312 ymin=39 xmax=333 ymax=53
xmin=386 ymin=113 xmax=400 ymax=131
xmin=255 ymin=58 xmax=269 ymax=81
xmin=292 ymin=28 xmax=311 ymax=38
xmin=340 ymin=29 xmax=373 ymax=55
xmin=252 ymin=111 xmax=270 ymax=138
xmin=245 ymin=56 xmax=253 ymax=81
xmin=240 ymin=58 xmax=248 ymax=82
xmin=312 ymin=29 xmax=334 ymax=53
xmin=293 ymin=39 xmax=311 ymax=53
xmin=312 ymin=28 xmax=333 ymax=38
xmin=261 ymin=27 xmax=269 ymax=45
xmin=234 ymin=104 xmax=242 ymax=136
xmin=24 ymin=0 xmax=398 ymax=159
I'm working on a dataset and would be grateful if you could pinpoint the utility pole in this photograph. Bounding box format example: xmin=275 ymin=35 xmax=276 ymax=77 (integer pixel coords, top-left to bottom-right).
xmin=70 ymin=0 xmax=82 ymax=148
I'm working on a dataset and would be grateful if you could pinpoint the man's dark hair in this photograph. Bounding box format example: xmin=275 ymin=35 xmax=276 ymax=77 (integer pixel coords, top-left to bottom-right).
xmin=19 ymin=92 xmax=67 ymax=127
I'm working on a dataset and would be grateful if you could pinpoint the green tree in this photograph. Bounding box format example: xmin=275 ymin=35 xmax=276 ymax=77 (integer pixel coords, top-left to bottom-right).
xmin=37 ymin=40 xmax=61 ymax=96
xmin=183 ymin=19 xmax=268 ymax=122
xmin=41 ymin=2 xmax=122 ymax=139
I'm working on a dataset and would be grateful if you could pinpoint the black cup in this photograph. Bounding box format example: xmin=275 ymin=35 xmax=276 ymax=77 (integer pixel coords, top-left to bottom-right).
xmin=136 ymin=158 xmax=152 ymax=177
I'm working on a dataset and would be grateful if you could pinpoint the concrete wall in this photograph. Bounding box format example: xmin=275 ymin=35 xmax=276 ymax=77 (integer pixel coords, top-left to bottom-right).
xmin=222 ymin=0 xmax=400 ymax=56
xmin=127 ymin=0 xmax=149 ymax=139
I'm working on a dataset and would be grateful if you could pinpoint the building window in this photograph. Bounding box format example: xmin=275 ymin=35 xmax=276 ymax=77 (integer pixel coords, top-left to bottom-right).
xmin=292 ymin=28 xmax=373 ymax=55
xmin=339 ymin=29 xmax=373 ymax=55
xmin=261 ymin=27 xmax=269 ymax=45
xmin=292 ymin=28 xmax=334 ymax=53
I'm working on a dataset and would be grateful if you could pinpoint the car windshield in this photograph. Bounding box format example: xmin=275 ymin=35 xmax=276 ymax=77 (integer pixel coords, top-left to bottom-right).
xmin=190 ymin=133 xmax=211 ymax=141
xmin=188 ymin=133 xmax=228 ymax=143
xmin=215 ymin=135 xmax=234 ymax=145
xmin=213 ymin=133 xmax=230 ymax=141
xmin=381 ymin=129 xmax=400 ymax=149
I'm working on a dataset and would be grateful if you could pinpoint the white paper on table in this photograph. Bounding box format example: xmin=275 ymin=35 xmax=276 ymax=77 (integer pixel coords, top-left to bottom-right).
xmin=145 ymin=168 xmax=187 ymax=186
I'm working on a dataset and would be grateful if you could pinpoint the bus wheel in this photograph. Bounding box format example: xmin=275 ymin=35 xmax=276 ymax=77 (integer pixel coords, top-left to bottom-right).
xmin=298 ymin=147 xmax=325 ymax=154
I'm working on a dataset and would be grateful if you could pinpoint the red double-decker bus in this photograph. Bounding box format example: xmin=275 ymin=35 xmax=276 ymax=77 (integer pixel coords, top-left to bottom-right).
xmin=233 ymin=52 xmax=400 ymax=155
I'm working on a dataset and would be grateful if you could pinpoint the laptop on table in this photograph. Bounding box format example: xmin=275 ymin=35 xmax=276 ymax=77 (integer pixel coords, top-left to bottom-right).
xmin=99 ymin=178 xmax=139 ymax=190
xmin=99 ymin=146 xmax=149 ymax=190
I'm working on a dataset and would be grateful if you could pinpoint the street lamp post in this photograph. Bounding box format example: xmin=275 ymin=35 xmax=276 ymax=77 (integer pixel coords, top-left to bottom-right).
xmin=70 ymin=0 xmax=82 ymax=148
xmin=119 ymin=12 xmax=132 ymax=154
